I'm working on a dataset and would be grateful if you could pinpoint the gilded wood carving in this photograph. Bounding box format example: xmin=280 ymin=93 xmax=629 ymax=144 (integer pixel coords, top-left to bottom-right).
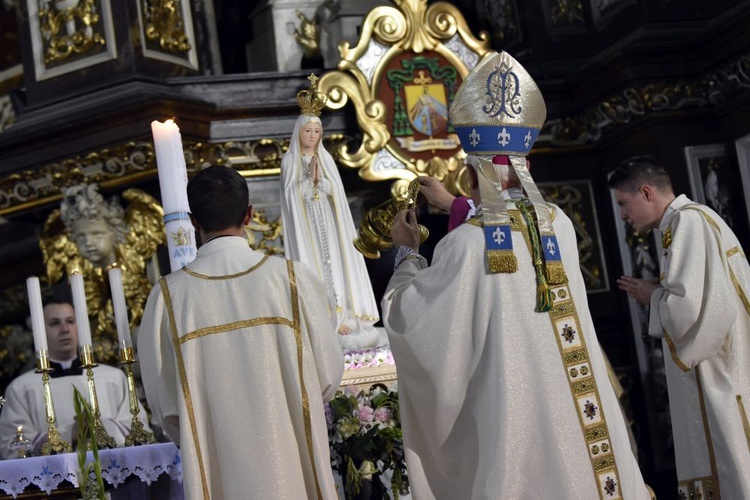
xmin=318 ymin=0 xmax=490 ymax=199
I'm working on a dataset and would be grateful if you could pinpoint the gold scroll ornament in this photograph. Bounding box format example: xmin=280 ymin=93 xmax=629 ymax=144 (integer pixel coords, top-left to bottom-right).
xmin=316 ymin=0 xmax=489 ymax=256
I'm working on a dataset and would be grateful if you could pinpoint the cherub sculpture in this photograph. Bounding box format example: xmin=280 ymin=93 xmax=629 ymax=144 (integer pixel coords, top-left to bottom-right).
xmin=39 ymin=184 xmax=164 ymax=364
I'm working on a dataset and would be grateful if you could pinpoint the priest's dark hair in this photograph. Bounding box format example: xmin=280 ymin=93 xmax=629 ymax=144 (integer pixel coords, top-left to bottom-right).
xmin=187 ymin=166 xmax=249 ymax=233
xmin=42 ymin=283 xmax=74 ymax=308
xmin=607 ymin=155 xmax=673 ymax=193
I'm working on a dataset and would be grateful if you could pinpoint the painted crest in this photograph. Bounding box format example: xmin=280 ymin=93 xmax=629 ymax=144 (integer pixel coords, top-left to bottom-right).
xmin=318 ymin=0 xmax=491 ymax=197
xmin=379 ymin=54 xmax=461 ymax=164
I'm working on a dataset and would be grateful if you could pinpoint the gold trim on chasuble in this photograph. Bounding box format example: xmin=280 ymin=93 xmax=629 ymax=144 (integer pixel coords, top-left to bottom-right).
xmin=691 ymin=367 xmax=721 ymax=499
xmin=726 ymin=246 xmax=746 ymax=259
xmin=160 ymin=259 xmax=324 ymax=500
xmin=547 ymin=284 xmax=623 ymax=499
xmin=737 ymin=395 xmax=750 ymax=454
xmin=726 ymin=249 xmax=750 ymax=453
xmin=160 ymin=277 xmax=211 ymax=499
xmin=179 ymin=317 xmax=295 ymax=343
xmin=662 ymin=330 xmax=691 ymax=373
xmin=725 ymin=245 xmax=750 ymax=318
xmin=181 ymin=254 xmax=270 ymax=280
xmin=287 ymin=260 xmax=324 ymax=500
xmin=475 ymin=206 xmax=623 ymax=498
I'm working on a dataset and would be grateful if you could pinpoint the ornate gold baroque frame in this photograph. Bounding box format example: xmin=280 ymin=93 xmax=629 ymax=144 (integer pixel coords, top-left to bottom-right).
xmin=319 ymin=0 xmax=490 ymax=198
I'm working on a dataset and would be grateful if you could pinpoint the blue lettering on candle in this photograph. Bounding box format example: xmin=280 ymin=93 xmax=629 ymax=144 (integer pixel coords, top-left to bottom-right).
xmin=173 ymin=247 xmax=197 ymax=258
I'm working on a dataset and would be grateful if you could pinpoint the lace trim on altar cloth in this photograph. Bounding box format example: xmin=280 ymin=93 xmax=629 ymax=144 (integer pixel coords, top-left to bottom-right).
xmin=0 ymin=442 xmax=181 ymax=498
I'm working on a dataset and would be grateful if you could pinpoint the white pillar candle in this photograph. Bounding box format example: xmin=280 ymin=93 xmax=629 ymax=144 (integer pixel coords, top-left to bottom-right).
xmin=26 ymin=277 xmax=48 ymax=353
xmin=151 ymin=119 xmax=197 ymax=272
xmin=69 ymin=272 xmax=93 ymax=347
xmin=107 ymin=266 xmax=132 ymax=349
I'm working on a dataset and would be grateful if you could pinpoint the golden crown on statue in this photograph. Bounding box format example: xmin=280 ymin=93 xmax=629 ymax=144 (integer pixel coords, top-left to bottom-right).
xmin=297 ymin=73 xmax=328 ymax=116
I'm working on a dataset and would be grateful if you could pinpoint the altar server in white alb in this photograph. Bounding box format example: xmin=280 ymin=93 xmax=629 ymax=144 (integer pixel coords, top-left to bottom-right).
xmin=382 ymin=51 xmax=651 ymax=499
xmin=0 ymin=300 xmax=145 ymax=458
xmin=280 ymin=74 xmax=381 ymax=350
xmin=614 ymin=156 xmax=750 ymax=499
xmin=139 ymin=166 xmax=343 ymax=499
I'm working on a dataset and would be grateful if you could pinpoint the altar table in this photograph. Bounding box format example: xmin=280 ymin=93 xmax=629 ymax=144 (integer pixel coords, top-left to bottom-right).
xmin=0 ymin=442 xmax=181 ymax=499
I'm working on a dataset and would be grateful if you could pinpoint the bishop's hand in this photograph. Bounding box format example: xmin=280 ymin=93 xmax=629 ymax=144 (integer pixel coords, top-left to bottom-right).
xmin=392 ymin=209 xmax=420 ymax=253
xmin=419 ymin=176 xmax=455 ymax=212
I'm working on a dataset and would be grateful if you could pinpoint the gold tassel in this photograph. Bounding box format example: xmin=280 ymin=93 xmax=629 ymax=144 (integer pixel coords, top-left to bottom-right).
xmin=487 ymin=250 xmax=518 ymax=273
xmin=535 ymin=274 xmax=553 ymax=312
xmin=545 ymin=261 xmax=568 ymax=285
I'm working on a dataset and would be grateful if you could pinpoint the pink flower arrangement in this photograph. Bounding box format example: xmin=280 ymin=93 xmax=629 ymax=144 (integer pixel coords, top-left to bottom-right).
xmin=355 ymin=405 xmax=375 ymax=424
xmin=326 ymin=385 xmax=409 ymax=498
xmin=374 ymin=407 xmax=391 ymax=424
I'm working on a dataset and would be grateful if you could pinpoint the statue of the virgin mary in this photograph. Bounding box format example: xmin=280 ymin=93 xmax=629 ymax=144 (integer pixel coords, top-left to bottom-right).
xmin=280 ymin=75 xmax=382 ymax=350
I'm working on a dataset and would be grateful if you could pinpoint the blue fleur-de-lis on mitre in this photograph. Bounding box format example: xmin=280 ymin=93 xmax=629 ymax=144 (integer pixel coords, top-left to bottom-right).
xmin=497 ymin=127 xmax=511 ymax=147
xmin=524 ymin=131 xmax=532 ymax=148
xmin=492 ymin=227 xmax=506 ymax=244
xmin=469 ymin=128 xmax=481 ymax=147
xmin=41 ymin=465 xmax=51 ymax=476
xmin=546 ymin=238 xmax=556 ymax=256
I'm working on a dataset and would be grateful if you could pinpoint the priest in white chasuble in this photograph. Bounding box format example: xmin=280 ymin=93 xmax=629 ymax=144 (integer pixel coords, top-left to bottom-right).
xmin=0 ymin=300 xmax=145 ymax=458
xmin=613 ymin=156 xmax=750 ymax=499
xmin=381 ymin=51 xmax=650 ymax=499
xmin=139 ymin=166 xmax=343 ymax=500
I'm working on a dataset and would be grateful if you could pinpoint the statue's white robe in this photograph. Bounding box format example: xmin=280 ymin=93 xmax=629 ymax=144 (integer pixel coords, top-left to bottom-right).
xmin=280 ymin=115 xmax=380 ymax=349
xmin=649 ymin=195 xmax=750 ymax=499
xmin=382 ymin=201 xmax=650 ymax=500
xmin=139 ymin=237 xmax=344 ymax=500
xmin=0 ymin=363 xmax=144 ymax=458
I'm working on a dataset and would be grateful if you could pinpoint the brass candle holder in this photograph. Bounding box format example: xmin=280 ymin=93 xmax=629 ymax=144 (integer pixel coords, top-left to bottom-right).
xmin=36 ymin=350 xmax=72 ymax=455
xmin=79 ymin=345 xmax=118 ymax=450
xmin=119 ymin=346 xmax=155 ymax=446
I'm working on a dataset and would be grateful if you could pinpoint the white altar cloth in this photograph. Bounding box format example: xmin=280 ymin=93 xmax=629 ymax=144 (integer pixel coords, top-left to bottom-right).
xmin=0 ymin=442 xmax=181 ymax=498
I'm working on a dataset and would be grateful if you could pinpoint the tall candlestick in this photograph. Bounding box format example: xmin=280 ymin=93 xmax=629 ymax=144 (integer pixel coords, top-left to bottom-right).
xmin=151 ymin=119 xmax=197 ymax=272
xmin=36 ymin=350 xmax=72 ymax=455
xmin=26 ymin=277 xmax=48 ymax=353
xmin=69 ymin=272 xmax=93 ymax=347
xmin=107 ymin=266 xmax=132 ymax=349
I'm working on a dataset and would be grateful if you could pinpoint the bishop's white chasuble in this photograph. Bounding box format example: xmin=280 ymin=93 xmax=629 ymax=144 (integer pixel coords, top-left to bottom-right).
xmin=140 ymin=237 xmax=344 ymax=499
xmin=382 ymin=201 xmax=650 ymax=500
xmin=649 ymin=195 xmax=750 ymax=499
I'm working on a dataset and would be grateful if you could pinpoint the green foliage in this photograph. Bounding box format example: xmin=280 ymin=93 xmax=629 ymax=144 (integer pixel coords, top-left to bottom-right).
xmin=72 ymin=387 xmax=106 ymax=500
xmin=326 ymin=385 xmax=409 ymax=499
